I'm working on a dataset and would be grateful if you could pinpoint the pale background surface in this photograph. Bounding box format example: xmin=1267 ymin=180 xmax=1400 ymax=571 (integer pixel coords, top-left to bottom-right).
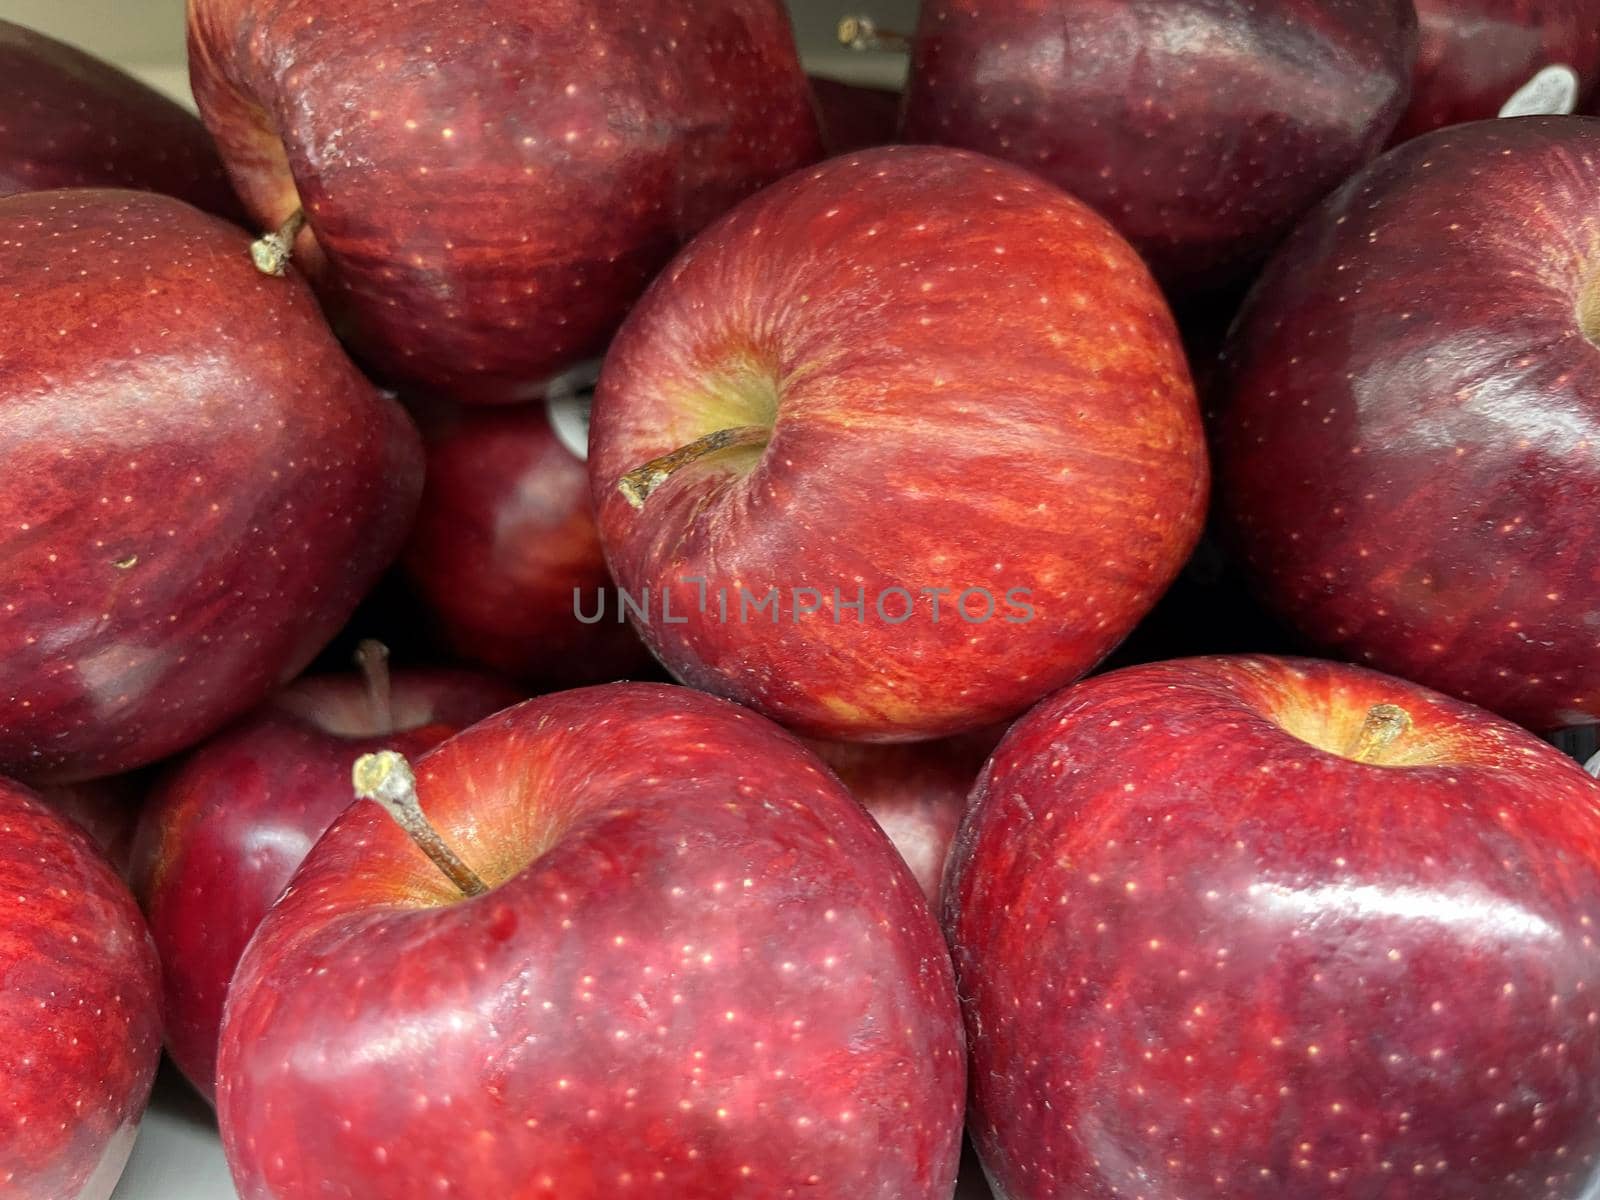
xmin=1 ymin=1 xmax=952 ymax=1197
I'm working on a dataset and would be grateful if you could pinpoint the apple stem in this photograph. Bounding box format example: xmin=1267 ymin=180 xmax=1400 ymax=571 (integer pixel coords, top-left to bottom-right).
xmin=837 ymin=14 xmax=910 ymax=52
xmin=617 ymin=424 xmax=770 ymax=509
xmin=353 ymin=639 xmax=394 ymax=732
xmin=351 ymin=751 xmax=489 ymax=898
xmin=250 ymin=208 xmax=307 ymax=277
xmin=1346 ymin=703 xmax=1412 ymax=763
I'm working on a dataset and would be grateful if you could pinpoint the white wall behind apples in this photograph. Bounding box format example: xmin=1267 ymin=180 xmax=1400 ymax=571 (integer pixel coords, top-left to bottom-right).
xmin=0 ymin=0 xmax=917 ymax=102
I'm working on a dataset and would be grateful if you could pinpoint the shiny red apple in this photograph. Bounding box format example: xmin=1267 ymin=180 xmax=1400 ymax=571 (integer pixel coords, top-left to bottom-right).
xmin=188 ymin=0 xmax=822 ymax=404
xmin=589 ymin=146 xmax=1207 ymax=742
xmin=0 ymin=188 xmax=423 ymax=783
xmin=1395 ymin=0 xmax=1600 ymax=140
xmin=804 ymin=729 xmax=999 ymax=904
xmin=133 ymin=647 xmax=520 ymax=1100
xmin=0 ymin=19 xmax=241 ymax=217
xmin=0 ymin=777 xmax=161 ymax=1199
xmin=900 ymin=0 xmax=1417 ymax=295
xmin=948 ymin=654 xmax=1600 ymax=1199
xmin=810 ymin=74 xmax=902 ymax=155
xmin=400 ymin=395 xmax=655 ymax=688
xmin=1216 ymin=116 xmax=1600 ymax=731
xmin=216 ymin=683 xmax=965 ymax=1198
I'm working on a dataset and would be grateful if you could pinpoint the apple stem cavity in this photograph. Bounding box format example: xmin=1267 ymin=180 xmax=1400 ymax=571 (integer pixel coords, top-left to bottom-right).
xmin=1346 ymin=703 xmax=1412 ymax=764
xmin=351 ymin=751 xmax=490 ymax=898
xmin=353 ymin=639 xmax=394 ymax=732
xmin=250 ymin=208 xmax=307 ymax=277
xmin=618 ymin=424 xmax=770 ymax=509
xmin=837 ymin=14 xmax=910 ymax=53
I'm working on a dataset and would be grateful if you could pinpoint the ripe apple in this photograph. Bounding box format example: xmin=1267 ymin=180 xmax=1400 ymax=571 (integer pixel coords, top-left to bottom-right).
xmin=133 ymin=645 xmax=520 ymax=1100
xmin=1215 ymin=116 xmax=1600 ymax=731
xmin=947 ymin=654 xmax=1600 ymax=1199
xmin=187 ymin=0 xmax=823 ymax=404
xmin=400 ymin=395 xmax=655 ymax=688
xmin=1395 ymin=0 xmax=1600 ymax=141
xmin=36 ymin=773 xmax=145 ymax=880
xmin=216 ymin=683 xmax=965 ymax=1198
xmin=899 ymin=0 xmax=1417 ymax=296
xmin=589 ymin=146 xmax=1208 ymax=742
xmin=0 ymin=776 xmax=161 ymax=1200
xmin=0 ymin=19 xmax=241 ymax=217
xmin=804 ymin=729 xmax=1000 ymax=905
xmin=810 ymin=74 xmax=902 ymax=155
xmin=0 ymin=188 xmax=423 ymax=783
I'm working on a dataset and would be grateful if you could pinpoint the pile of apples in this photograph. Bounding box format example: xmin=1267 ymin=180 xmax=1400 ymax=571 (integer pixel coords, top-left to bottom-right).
xmin=8 ymin=1 xmax=1600 ymax=1198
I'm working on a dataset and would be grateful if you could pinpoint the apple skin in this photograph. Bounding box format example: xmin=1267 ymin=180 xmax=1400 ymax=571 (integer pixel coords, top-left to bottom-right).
xmin=946 ymin=654 xmax=1600 ymax=1199
xmin=0 ymin=19 xmax=242 ymax=218
xmin=0 ymin=188 xmax=424 ymax=784
xmin=0 ymin=776 xmax=162 ymax=1200
xmin=899 ymin=0 xmax=1417 ymax=296
xmin=36 ymin=773 xmax=146 ymax=880
xmin=803 ymin=728 xmax=1001 ymax=905
xmin=809 ymin=75 xmax=902 ymax=155
xmin=1395 ymin=0 xmax=1600 ymax=141
xmin=187 ymin=0 xmax=823 ymax=404
xmin=1215 ymin=117 xmax=1600 ymax=732
xmin=400 ymin=399 xmax=656 ymax=688
xmin=216 ymin=683 xmax=965 ymax=1199
xmin=589 ymin=146 xmax=1208 ymax=742
xmin=132 ymin=667 xmax=521 ymax=1102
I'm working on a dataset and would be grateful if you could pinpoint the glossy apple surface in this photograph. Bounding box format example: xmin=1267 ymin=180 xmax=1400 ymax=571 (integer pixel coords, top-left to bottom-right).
xmin=1395 ymin=0 xmax=1600 ymax=140
xmin=810 ymin=74 xmax=902 ymax=155
xmin=216 ymin=683 xmax=965 ymax=1198
xmin=188 ymin=0 xmax=822 ymax=403
xmin=948 ymin=655 xmax=1600 ymax=1199
xmin=134 ymin=663 xmax=520 ymax=1100
xmin=590 ymin=146 xmax=1207 ymax=742
xmin=900 ymin=0 xmax=1416 ymax=295
xmin=805 ymin=729 xmax=999 ymax=905
xmin=0 ymin=19 xmax=241 ymax=217
xmin=1216 ymin=117 xmax=1600 ymax=731
xmin=0 ymin=777 xmax=161 ymax=1200
xmin=0 ymin=188 xmax=423 ymax=783
xmin=401 ymin=398 xmax=654 ymax=688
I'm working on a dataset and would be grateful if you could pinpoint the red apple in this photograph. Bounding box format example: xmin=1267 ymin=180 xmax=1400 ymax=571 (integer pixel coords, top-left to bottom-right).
xmin=804 ymin=728 xmax=1000 ymax=904
xmin=1215 ymin=116 xmax=1600 ymax=731
xmin=947 ymin=654 xmax=1600 ymax=1199
xmin=589 ymin=146 xmax=1208 ymax=742
xmin=0 ymin=188 xmax=423 ymax=783
xmin=187 ymin=0 xmax=823 ymax=404
xmin=0 ymin=19 xmax=241 ymax=218
xmin=133 ymin=647 xmax=521 ymax=1101
xmin=0 ymin=776 xmax=161 ymax=1199
xmin=216 ymin=683 xmax=965 ymax=1197
xmin=400 ymin=393 xmax=655 ymax=688
xmin=36 ymin=773 xmax=145 ymax=880
xmin=899 ymin=0 xmax=1417 ymax=296
xmin=810 ymin=74 xmax=902 ymax=155
xmin=1395 ymin=0 xmax=1600 ymax=141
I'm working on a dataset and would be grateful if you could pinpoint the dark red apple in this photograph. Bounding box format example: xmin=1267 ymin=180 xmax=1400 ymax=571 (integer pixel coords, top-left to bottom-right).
xmin=133 ymin=647 xmax=520 ymax=1100
xmin=215 ymin=683 xmax=965 ymax=1197
xmin=36 ymin=773 xmax=145 ymax=880
xmin=0 ymin=19 xmax=241 ymax=217
xmin=947 ymin=654 xmax=1600 ymax=1199
xmin=900 ymin=0 xmax=1417 ymax=295
xmin=1395 ymin=0 xmax=1600 ymax=140
xmin=589 ymin=146 xmax=1208 ymax=742
xmin=400 ymin=393 xmax=655 ymax=688
xmin=187 ymin=0 xmax=823 ymax=404
xmin=1215 ymin=116 xmax=1600 ymax=731
xmin=804 ymin=729 xmax=1000 ymax=904
xmin=0 ymin=188 xmax=423 ymax=783
xmin=0 ymin=776 xmax=161 ymax=1199
xmin=810 ymin=74 xmax=902 ymax=154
